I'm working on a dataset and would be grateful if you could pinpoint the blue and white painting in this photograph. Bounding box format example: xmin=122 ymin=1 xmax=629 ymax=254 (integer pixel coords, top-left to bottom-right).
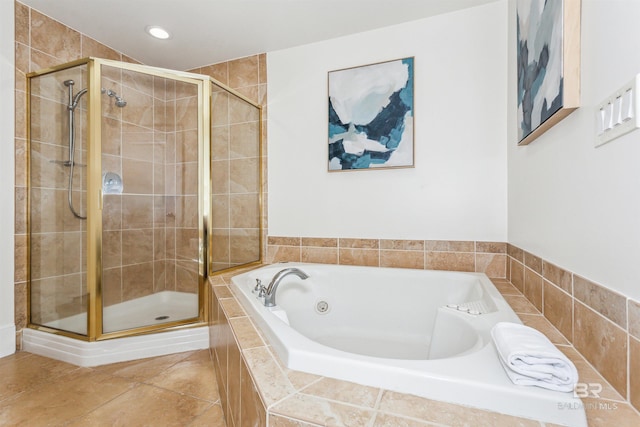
xmin=517 ymin=0 xmax=564 ymax=143
xmin=328 ymin=57 xmax=414 ymax=170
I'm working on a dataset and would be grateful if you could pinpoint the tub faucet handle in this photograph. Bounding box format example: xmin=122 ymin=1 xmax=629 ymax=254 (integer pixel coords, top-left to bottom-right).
xmin=254 ymin=278 xmax=267 ymax=298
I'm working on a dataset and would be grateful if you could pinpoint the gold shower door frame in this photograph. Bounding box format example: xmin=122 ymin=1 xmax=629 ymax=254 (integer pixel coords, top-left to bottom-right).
xmin=27 ymin=57 xmax=212 ymax=341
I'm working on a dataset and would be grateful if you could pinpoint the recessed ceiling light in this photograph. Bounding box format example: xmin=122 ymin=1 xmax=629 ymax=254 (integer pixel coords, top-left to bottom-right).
xmin=146 ymin=26 xmax=171 ymax=40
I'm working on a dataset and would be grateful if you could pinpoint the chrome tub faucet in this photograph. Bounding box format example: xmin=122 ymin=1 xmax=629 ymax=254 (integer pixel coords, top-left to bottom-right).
xmin=260 ymin=267 xmax=309 ymax=307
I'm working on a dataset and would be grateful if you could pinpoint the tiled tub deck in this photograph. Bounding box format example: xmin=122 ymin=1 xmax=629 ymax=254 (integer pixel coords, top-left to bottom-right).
xmin=209 ymin=268 xmax=640 ymax=427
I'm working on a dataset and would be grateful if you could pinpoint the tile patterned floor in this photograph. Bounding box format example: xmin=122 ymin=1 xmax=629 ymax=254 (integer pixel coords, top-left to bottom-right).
xmin=0 ymin=349 xmax=227 ymax=427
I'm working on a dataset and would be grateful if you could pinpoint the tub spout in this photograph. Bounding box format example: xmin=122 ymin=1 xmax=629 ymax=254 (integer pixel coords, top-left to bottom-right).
xmin=263 ymin=267 xmax=309 ymax=307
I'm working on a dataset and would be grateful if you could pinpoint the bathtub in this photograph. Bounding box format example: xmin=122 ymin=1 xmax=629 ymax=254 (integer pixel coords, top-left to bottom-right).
xmin=231 ymin=263 xmax=587 ymax=427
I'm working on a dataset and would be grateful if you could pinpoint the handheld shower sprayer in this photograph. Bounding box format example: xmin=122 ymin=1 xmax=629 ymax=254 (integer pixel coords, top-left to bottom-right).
xmin=61 ymin=81 xmax=128 ymax=220
xmin=63 ymin=80 xmax=87 ymax=111
xmin=63 ymin=79 xmax=87 ymax=219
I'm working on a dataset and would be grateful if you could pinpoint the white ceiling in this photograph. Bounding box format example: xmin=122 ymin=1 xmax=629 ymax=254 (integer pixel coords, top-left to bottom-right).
xmin=20 ymin=0 xmax=498 ymax=71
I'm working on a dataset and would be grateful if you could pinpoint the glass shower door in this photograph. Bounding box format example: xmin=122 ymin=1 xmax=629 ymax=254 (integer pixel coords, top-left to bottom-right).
xmin=28 ymin=63 xmax=89 ymax=336
xmin=100 ymin=62 xmax=203 ymax=334
xmin=210 ymin=84 xmax=262 ymax=273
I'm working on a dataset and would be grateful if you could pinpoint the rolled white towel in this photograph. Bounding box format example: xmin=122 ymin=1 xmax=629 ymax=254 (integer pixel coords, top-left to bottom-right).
xmin=491 ymin=322 xmax=578 ymax=392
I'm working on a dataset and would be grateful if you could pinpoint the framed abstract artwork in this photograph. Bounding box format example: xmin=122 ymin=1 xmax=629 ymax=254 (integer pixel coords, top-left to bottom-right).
xmin=516 ymin=0 xmax=581 ymax=145
xmin=328 ymin=57 xmax=414 ymax=171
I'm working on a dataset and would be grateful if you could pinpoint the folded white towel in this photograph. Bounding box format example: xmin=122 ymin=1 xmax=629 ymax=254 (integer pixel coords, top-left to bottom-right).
xmin=491 ymin=322 xmax=578 ymax=392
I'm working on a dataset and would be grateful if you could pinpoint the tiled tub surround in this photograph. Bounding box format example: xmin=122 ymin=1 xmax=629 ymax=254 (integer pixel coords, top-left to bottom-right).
xmin=230 ymin=263 xmax=587 ymax=426
xmin=265 ymin=237 xmax=640 ymax=418
xmin=507 ymin=244 xmax=640 ymax=417
xmin=210 ymin=272 xmax=640 ymax=427
xmin=210 ymin=266 xmax=640 ymax=426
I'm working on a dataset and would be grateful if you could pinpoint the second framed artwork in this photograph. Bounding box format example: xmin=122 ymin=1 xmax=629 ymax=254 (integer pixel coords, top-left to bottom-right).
xmin=328 ymin=57 xmax=414 ymax=171
xmin=516 ymin=0 xmax=581 ymax=145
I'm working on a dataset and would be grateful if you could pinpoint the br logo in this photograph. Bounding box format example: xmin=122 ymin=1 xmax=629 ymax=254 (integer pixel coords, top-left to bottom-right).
xmin=574 ymin=383 xmax=603 ymax=398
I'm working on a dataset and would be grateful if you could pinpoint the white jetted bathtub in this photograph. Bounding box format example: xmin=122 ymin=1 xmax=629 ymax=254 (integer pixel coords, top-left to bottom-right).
xmin=231 ymin=263 xmax=587 ymax=427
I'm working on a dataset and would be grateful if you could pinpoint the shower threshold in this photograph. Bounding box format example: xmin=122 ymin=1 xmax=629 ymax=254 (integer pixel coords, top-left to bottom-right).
xmin=22 ymin=291 xmax=208 ymax=367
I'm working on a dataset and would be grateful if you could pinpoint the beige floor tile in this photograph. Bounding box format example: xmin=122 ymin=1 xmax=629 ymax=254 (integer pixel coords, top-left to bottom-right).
xmin=0 ymin=369 xmax=133 ymax=426
xmin=0 ymin=351 xmax=226 ymax=427
xmin=146 ymin=350 xmax=220 ymax=402
xmin=186 ymin=403 xmax=227 ymax=427
xmin=0 ymin=353 xmax=81 ymax=401
xmin=0 ymin=351 xmax=32 ymax=366
xmin=93 ymin=350 xmax=194 ymax=382
xmin=67 ymin=383 xmax=211 ymax=427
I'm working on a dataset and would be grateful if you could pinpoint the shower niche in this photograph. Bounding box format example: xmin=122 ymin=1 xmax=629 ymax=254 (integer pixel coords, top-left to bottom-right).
xmin=27 ymin=57 xmax=262 ymax=342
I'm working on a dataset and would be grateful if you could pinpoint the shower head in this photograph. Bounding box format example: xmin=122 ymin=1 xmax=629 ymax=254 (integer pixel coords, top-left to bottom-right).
xmin=102 ymin=88 xmax=127 ymax=108
xmin=114 ymin=97 xmax=127 ymax=108
xmin=63 ymin=80 xmax=75 ymax=87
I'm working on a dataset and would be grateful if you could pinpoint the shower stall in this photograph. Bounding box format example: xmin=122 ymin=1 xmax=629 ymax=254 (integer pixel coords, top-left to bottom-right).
xmin=25 ymin=57 xmax=262 ymax=355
